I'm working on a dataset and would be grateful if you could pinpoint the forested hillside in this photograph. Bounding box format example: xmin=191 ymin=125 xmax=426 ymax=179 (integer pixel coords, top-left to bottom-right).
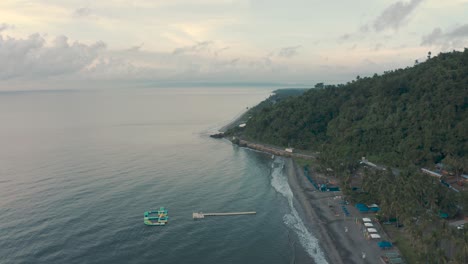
xmin=235 ymin=49 xmax=468 ymax=168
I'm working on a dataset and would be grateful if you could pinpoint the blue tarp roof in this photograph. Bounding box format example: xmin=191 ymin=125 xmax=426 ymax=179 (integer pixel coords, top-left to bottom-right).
xmin=439 ymin=212 xmax=449 ymax=218
xmin=378 ymin=241 xmax=393 ymax=248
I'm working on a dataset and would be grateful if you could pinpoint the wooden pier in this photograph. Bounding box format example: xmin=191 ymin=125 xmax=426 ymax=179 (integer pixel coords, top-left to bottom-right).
xmin=192 ymin=212 xmax=256 ymax=219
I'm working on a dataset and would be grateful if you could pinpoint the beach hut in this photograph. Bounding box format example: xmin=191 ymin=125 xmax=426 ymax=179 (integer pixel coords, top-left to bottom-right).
xmin=367 ymin=228 xmax=378 ymax=233
xmin=368 ymin=204 xmax=380 ymax=212
xmin=362 ymin=217 xmax=372 ymax=222
xmin=389 ymin=258 xmax=404 ymax=264
xmin=462 ymin=174 xmax=468 ymax=182
xmin=384 ymin=252 xmax=400 ymax=258
xmin=370 ymin=234 xmax=381 ymax=239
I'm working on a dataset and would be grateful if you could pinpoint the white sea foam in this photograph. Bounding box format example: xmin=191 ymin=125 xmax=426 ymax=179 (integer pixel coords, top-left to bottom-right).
xmin=270 ymin=158 xmax=328 ymax=264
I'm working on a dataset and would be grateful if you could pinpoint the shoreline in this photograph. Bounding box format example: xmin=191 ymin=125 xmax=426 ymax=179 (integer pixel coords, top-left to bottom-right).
xmin=285 ymin=158 xmax=386 ymax=264
xmin=214 ymin=136 xmax=317 ymax=160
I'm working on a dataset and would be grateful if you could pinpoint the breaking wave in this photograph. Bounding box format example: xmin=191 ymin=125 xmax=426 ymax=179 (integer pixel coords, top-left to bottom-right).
xmin=270 ymin=158 xmax=328 ymax=264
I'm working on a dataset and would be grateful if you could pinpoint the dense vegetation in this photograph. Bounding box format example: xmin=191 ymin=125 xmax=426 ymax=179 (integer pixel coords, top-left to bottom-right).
xmin=232 ymin=49 xmax=467 ymax=168
xmin=223 ymin=88 xmax=308 ymax=131
xmin=227 ymin=49 xmax=468 ymax=263
xmin=352 ymin=168 xmax=467 ymax=262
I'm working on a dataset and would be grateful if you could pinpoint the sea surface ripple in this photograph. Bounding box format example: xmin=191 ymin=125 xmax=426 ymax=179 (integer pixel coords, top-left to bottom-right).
xmin=0 ymin=88 xmax=315 ymax=263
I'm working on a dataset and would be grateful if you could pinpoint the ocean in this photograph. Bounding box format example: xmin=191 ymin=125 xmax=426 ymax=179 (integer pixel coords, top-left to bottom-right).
xmin=0 ymin=87 xmax=320 ymax=263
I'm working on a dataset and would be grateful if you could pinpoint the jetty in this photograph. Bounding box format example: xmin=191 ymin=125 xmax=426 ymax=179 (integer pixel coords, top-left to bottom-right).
xmin=193 ymin=211 xmax=256 ymax=219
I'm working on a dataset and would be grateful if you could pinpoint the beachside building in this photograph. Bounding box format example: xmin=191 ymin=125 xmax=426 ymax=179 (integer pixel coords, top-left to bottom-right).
xmin=285 ymin=148 xmax=294 ymax=153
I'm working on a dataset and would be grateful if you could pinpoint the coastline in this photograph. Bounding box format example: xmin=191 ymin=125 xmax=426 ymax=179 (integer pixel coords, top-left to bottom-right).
xmin=285 ymin=158 xmax=385 ymax=264
xmin=235 ymin=139 xmax=316 ymax=160
xmin=217 ymin=98 xmax=401 ymax=263
xmin=218 ymin=108 xmax=250 ymax=133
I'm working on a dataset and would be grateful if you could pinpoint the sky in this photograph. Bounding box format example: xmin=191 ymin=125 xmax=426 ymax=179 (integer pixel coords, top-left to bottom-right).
xmin=0 ymin=0 xmax=467 ymax=89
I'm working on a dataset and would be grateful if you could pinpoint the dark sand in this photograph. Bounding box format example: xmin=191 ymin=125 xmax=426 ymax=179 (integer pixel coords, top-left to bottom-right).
xmin=285 ymin=158 xmax=387 ymax=264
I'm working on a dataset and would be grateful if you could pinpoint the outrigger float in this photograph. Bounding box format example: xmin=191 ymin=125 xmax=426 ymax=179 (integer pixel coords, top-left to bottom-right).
xmin=144 ymin=207 xmax=168 ymax=226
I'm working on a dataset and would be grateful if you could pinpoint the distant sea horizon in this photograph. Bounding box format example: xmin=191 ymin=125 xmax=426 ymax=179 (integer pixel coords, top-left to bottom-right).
xmin=0 ymin=81 xmax=317 ymax=93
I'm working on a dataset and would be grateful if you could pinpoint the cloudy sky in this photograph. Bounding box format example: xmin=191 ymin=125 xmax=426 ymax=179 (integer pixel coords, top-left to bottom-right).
xmin=0 ymin=0 xmax=467 ymax=89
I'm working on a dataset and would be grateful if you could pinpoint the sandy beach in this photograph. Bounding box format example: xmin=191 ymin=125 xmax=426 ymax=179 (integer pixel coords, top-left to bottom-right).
xmin=285 ymin=158 xmax=388 ymax=264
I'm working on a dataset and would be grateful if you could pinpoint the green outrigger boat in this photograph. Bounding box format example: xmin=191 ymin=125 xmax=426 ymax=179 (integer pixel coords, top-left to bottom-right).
xmin=144 ymin=207 xmax=168 ymax=226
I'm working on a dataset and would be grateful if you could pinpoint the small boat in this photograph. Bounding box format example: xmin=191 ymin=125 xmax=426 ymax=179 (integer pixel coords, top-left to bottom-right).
xmin=144 ymin=207 xmax=169 ymax=226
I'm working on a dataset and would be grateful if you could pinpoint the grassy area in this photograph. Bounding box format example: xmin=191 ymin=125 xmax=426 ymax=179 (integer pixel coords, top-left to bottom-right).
xmin=383 ymin=225 xmax=420 ymax=263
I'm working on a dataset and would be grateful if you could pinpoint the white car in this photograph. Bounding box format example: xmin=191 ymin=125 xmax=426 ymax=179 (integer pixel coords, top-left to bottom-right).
xmin=457 ymin=224 xmax=464 ymax=230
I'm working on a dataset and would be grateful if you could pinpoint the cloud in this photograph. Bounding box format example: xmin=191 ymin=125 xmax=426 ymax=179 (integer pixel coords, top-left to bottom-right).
xmin=172 ymin=41 xmax=214 ymax=55
xmin=248 ymin=56 xmax=273 ymax=69
xmin=339 ymin=34 xmax=351 ymax=41
xmin=83 ymin=57 xmax=157 ymax=80
xmin=73 ymin=7 xmax=91 ymax=17
xmin=277 ymin=46 xmax=301 ymax=58
xmin=372 ymin=0 xmax=423 ymax=31
xmin=341 ymin=0 xmax=424 ymax=43
xmin=374 ymin=43 xmax=384 ymax=51
xmin=228 ymin=58 xmax=239 ymax=65
xmin=421 ymin=28 xmax=443 ymax=45
xmin=0 ymin=32 xmax=289 ymax=85
xmin=0 ymin=34 xmax=106 ymax=80
xmin=214 ymin=46 xmax=229 ymax=57
xmin=125 ymin=43 xmax=144 ymax=52
xmin=447 ymin=24 xmax=468 ymax=38
xmin=421 ymin=24 xmax=468 ymax=48
xmin=359 ymin=25 xmax=370 ymax=33
xmin=0 ymin=23 xmax=14 ymax=32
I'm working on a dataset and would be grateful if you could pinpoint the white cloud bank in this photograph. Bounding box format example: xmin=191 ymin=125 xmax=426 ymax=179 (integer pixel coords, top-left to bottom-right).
xmin=421 ymin=24 xmax=468 ymax=49
xmin=0 ymin=30 xmax=458 ymax=90
xmin=0 ymin=0 xmax=467 ymax=89
xmin=0 ymin=34 xmax=105 ymax=80
xmin=372 ymin=0 xmax=424 ymax=32
xmin=0 ymin=32 xmax=311 ymax=86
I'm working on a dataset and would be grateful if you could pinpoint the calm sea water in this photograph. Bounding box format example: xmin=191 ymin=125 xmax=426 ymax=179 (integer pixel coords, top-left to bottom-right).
xmin=0 ymin=87 xmax=320 ymax=264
